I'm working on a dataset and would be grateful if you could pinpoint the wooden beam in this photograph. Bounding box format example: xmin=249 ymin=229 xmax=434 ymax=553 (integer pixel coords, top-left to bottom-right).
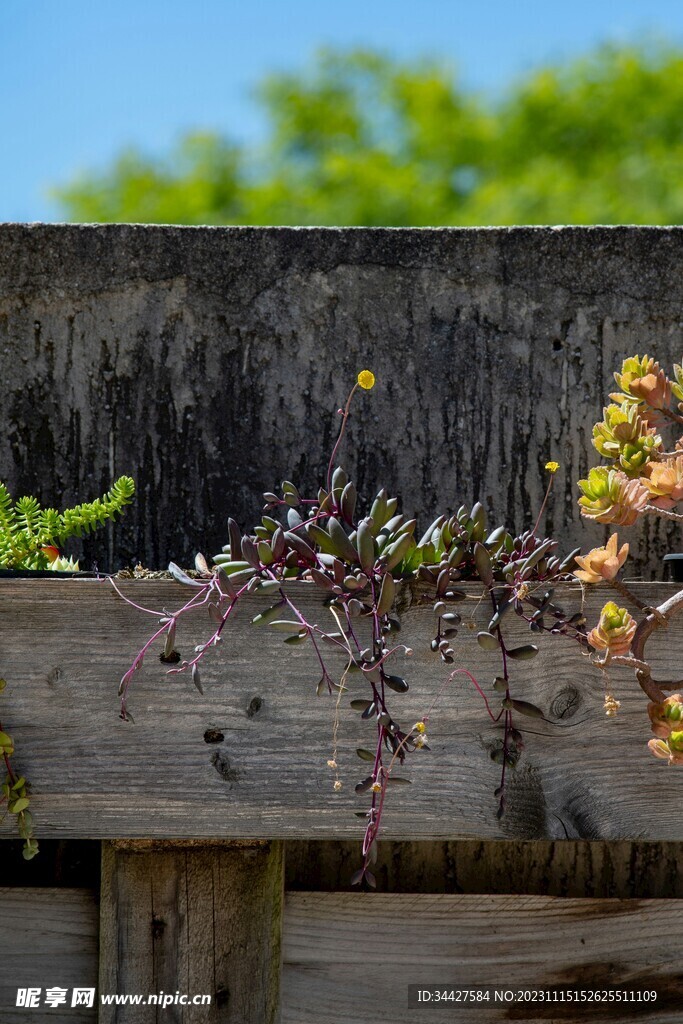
xmin=282 ymin=892 xmax=683 ymax=1023
xmin=0 ymin=887 xmax=98 ymax=1022
xmin=99 ymin=840 xmax=283 ymax=1024
xmin=1 ymin=579 xmax=683 ymax=839
xmin=285 ymin=838 xmax=683 ymax=897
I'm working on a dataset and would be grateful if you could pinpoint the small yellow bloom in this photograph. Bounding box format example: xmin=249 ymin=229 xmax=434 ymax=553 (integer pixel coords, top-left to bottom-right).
xmin=371 ymin=781 xmax=382 ymax=793
xmin=327 ymin=759 xmax=338 ymax=769
xmin=414 ymin=721 xmax=426 ymax=734
xmin=357 ymin=370 xmax=376 ymax=390
xmin=545 ymin=461 xmax=560 ymax=474
xmin=333 ymin=780 xmax=343 ymax=792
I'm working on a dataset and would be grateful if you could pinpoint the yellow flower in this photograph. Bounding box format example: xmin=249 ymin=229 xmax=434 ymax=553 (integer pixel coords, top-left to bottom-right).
xmin=414 ymin=720 xmax=426 ymax=734
xmin=357 ymin=370 xmax=376 ymax=390
xmin=573 ymin=533 xmax=629 ymax=583
xmin=545 ymin=461 xmax=560 ymax=473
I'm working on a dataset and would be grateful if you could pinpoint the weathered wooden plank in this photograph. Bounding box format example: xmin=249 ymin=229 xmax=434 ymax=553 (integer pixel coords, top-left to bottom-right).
xmin=281 ymin=893 xmax=683 ymax=1023
xmin=1 ymin=579 xmax=683 ymax=839
xmin=0 ymin=888 xmax=98 ymax=1021
xmin=99 ymin=840 xmax=283 ymax=1024
xmin=3 ymin=224 xmax=683 ymax=579
xmin=285 ymin=839 xmax=683 ymax=897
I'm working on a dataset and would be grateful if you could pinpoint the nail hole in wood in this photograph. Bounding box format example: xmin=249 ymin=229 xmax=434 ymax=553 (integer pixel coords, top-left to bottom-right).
xmin=204 ymin=728 xmax=225 ymax=744
xmin=246 ymin=696 xmax=263 ymax=718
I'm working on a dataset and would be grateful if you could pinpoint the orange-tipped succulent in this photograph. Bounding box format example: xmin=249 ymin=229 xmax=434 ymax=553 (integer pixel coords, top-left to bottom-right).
xmin=592 ymin=402 xmax=661 ymax=476
xmin=573 ymin=533 xmax=629 ymax=583
xmin=629 ymin=371 xmax=672 ymax=411
xmin=641 ymin=455 xmax=683 ymax=511
xmin=648 ymin=731 xmax=683 ymax=766
xmin=577 ymin=467 xmax=649 ymax=526
xmin=611 ymin=354 xmax=672 ymax=412
xmin=648 ymin=693 xmax=683 ymax=739
xmin=588 ymin=601 xmax=637 ymax=657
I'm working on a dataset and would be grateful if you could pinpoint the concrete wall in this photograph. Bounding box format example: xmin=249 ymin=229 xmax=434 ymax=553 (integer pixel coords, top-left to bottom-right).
xmin=0 ymin=223 xmax=681 ymax=575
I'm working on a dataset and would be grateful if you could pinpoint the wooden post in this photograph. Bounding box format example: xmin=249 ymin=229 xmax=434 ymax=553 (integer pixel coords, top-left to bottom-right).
xmin=99 ymin=840 xmax=283 ymax=1024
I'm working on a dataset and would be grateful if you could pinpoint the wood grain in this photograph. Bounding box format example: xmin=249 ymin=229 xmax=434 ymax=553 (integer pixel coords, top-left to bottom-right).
xmin=0 ymin=888 xmax=98 ymax=1022
xmin=285 ymin=839 xmax=683 ymax=898
xmin=281 ymin=893 xmax=683 ymax=1023
xmin=99 ymin=841 xmax=283 ymax=1024
xmin=1 ymin=579 xmax=683 ymax=839
xmin=3 ymin=224 xmax=683 ymax=579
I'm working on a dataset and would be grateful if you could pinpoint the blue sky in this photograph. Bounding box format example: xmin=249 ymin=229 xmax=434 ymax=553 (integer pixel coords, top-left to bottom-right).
xmin=1 ymin=0 xmax=681 ymax=221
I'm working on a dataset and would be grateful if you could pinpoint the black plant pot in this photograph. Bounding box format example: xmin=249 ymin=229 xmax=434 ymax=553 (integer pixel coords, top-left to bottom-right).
xmin=663 ymin=554 xmax=683 ymax=583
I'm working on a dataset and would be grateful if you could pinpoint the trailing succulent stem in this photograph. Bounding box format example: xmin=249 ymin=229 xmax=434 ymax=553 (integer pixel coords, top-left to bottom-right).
xmin=116 ymin=372 xmax=589 ymax=884
xmin=0 ymin=476 xmax=135 ymax=570
xmin=578 ymin=353 xmax=683 ymax=762
xmin=0 ymin=680 xmax=37 ymax=859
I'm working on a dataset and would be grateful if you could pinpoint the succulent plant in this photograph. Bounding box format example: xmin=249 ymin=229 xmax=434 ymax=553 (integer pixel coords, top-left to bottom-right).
xmin=573 ymin=533 xmax=629 ymax=584
xmin=671 ymin=362 xmax=683 ymax=413
xmin=648 ymin=694 xmax=683 ymax=739
xmin=648 ymin=731 xmax=683 ymax=765
xmin=610 ymin=354 xmax=671 ymax=410
xmin=641 ymin=455 xmax=683 ymax=510
xmin=592 ymin=402 xmax=661 ymax=475
xmin=577 ymin=466 xmax=649 ymax=526
xmin=1 ymin=678 xmax=38 ymax=860
xmin=111 ymin=368 xmax=592 ymax=882
xmin=587 ymin=601 xmax=637 ymax=657
xmin=578 ymin=354 xmax=683 ymax=766
xmin=0 ymin=476 xmax=135 ymax=857
xmin=0 ymin=476 xmax=135 ymax=570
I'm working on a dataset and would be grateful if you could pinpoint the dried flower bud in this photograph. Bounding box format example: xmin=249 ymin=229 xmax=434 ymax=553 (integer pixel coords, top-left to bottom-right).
xmin=603 ymin=693 xmax=621 ymax=717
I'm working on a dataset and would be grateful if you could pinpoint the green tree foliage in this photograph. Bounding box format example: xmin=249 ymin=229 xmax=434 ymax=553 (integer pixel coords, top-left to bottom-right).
xmin=55 ymin=45 xmax=683 ymax=226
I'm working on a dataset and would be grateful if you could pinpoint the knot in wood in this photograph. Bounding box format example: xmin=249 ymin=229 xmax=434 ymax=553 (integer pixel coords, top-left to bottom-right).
xmin=550 ymin=686 xmax=581 ymax=720
xmin=203 ymin=728 xmax=225 ymax=744
xmin=246 ymin=696 xmax=263 ymax=718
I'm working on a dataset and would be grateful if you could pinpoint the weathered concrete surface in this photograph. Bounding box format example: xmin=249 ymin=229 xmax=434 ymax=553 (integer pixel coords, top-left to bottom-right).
xmin=1 ymin=224 xmax=682 ymax=574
